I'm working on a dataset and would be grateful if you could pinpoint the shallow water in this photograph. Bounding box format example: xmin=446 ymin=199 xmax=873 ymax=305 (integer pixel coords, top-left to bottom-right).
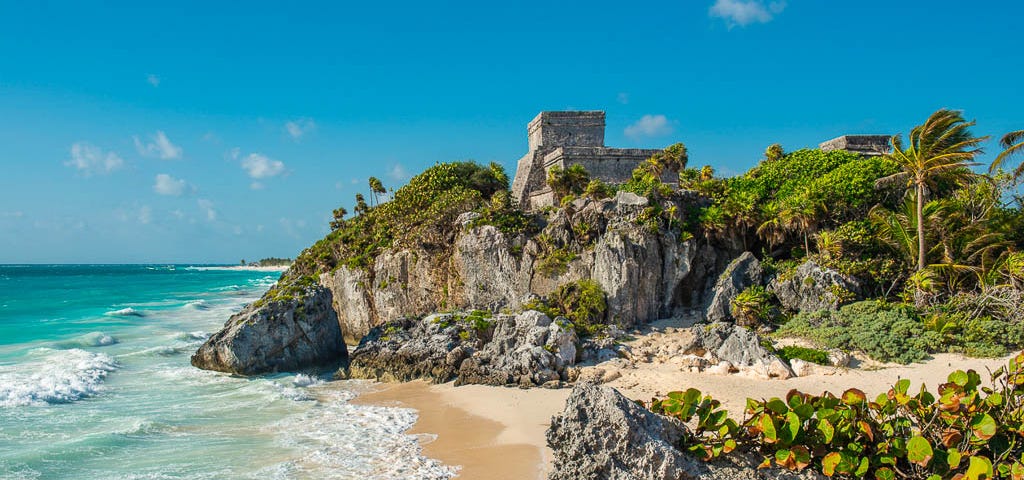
xmin=0 ymin=265 xmax=455 ymax=480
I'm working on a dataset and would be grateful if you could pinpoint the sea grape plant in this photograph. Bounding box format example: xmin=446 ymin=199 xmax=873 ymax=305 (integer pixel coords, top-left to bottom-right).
xmin=647 ymin=351 xmax=1024 ymax=479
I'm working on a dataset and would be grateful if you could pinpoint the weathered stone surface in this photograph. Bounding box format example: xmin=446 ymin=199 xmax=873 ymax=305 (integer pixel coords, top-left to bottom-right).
xmin=547 ymin=384 xmax=825 ymax=480
xmin=457 ymin=311 xmax=578 ymax=387
xmin=191 ymin=286 xmax=346 ymax=375
xmin=347 ymin=311 xmax=578 ymax=387
xmin=703 ymin=252 xmax=763 ymax=323
xmin=692 ymin=322 xmax=793 ymax=379
xmin=768 ymin=260 xmax=861 ymax=313
xmin=345 ymin=314 xmax=478 ymax=383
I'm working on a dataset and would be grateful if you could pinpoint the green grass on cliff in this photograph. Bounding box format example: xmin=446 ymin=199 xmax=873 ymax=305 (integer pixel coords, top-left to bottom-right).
xmin=289 ymin=161 xmax=536 ymax=281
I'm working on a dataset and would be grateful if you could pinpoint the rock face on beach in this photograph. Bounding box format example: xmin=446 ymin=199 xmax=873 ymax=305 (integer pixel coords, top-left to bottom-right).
xmin=692 ymin=322 xmax=794 ymax=379
xmin=191 ymin=286 xmax=347 ymax=375
xmin=547 ymin=384 xmax=824 ymax=480
xmin=703 ymin=252 xmax=762 ymax=323
xmin=347 ymin=310 xmax=578 ymax=387
xmin=194 ymin=192 xmax=740 ymax=375
xmin=768 ymin=260 xmax=862 ymax=313
xmin=322 ymin=192 xmax=718 ymax=343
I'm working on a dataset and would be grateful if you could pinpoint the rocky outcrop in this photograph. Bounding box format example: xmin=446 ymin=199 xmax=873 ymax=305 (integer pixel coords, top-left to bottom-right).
xmin=196 ymin=192 xmax=734 ymax=376
xmin=316 ymin=193 xmax=715 ymax=341
xmin=692 ymin=322 xmax=793 ymax=379
xmin=768 ymin=260 xmax=861 ymax=313
xmin=191 ymin=286 xmax=346 ymax=375
xmin=548 ymin=384 xmax=824 ymax=479
xmin=347 ymin=311 xmax=578 ymax=387
xmin=703 ymin=252 xmax=763 ymax=323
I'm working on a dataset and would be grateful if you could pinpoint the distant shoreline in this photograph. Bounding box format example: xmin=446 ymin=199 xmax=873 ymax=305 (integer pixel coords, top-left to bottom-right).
xmin=185 ymin=265 xmax=290 ymax=272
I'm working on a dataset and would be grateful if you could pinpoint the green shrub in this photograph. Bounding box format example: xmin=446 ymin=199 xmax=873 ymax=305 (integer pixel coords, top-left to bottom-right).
xmin=776 ymin=345 xmax=830 ymax=366
xmin=647 ymin=352 xmax=1024 ymax=479
xmin=775 ymin=301 xmax=941 ymax=364
xmin=522 ymin=280 xmax=608 ymax=337
xmin=730 ymin=285 xmax=777 ymax=327
xmin=536 ymin=247 xmax=578 ymax=276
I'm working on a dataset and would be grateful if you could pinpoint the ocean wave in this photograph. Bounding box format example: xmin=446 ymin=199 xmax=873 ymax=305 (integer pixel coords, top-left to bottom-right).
xmin=174 ymin=331 xmax=209 ymax=342
xmin=292 ymin=373 xmax=324 ymax=388
xmin=105 ymin=307 xmax=146 ymax=317
xmin=52 ymin=331 xmax=118 ymax=349
xmin=268 ymin=388 xmax=457 ymax=479
xmin=0 ymin=348 xmax=119 ymax=407
xmin=184 ymin=299 xmax=210 ymax=310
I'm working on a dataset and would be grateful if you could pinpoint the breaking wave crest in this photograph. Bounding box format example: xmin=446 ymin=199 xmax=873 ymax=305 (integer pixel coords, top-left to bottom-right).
xmin=0 ymin=348 xmax=119 ymax=407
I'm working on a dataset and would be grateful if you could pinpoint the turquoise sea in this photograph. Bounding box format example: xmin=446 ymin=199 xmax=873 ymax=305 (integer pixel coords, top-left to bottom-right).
xmin=0 ymin=265 xmax=455 ymax=480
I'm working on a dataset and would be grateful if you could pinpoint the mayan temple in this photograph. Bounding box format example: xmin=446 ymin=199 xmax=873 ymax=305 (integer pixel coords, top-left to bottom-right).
xmin=510 ymin=111 xmax=667 ymax=210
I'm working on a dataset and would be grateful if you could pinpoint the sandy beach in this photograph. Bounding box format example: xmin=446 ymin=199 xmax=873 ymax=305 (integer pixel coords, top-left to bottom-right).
xmin=357 ymin=352 xmax=1014 ymax=480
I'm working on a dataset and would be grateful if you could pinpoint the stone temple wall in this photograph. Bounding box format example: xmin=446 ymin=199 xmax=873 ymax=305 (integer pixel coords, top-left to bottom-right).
xmin=819 ymin=135 xmax=891 ymax=156
xmin=511 ymin=111 xmax=668 ymax=209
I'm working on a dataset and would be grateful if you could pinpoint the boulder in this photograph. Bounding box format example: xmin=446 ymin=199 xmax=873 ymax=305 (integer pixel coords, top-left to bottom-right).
xmin=457 ymin=311 xmax=578 ymax=387
xmin=347 ymin=310 xmax=579 ymax=387
xmin=692 ymin=322 xmax=793 ymax=379
xmin=345 ymin=313 xmax=478 ymax=383
xmin=703 ymin=252 xmax=763 ymax=323
xmin=547 ymin=384 xmax=825 ymax=480
xmin=768 ymin=260 xmax=861 ymax=313
xmin=191 ymin=286 xmax=346 ymax=375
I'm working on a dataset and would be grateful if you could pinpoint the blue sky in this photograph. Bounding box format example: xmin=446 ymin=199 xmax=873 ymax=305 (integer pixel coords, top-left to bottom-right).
xmin=1 ymin=1 xmax=1021 ymax=263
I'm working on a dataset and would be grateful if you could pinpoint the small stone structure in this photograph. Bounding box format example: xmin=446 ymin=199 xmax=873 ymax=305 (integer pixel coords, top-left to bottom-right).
xmin=819 ymin=135 xmax=891 ymax=156
xmin=511 ymin=111 xmax=666 ymax=210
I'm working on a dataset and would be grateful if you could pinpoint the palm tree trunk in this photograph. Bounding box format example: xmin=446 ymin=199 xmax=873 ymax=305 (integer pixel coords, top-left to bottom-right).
xmin=916 ymin=182 xmax=926 ymax=271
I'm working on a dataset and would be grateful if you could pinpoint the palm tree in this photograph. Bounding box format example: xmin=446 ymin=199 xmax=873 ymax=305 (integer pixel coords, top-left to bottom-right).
xmin=368 ymin=177 xmax=386 ymax=206
xmin=990 ymin=130 xmax=1024 ymax=180
xmin=875 ymin=108 xmax=987 ymax=272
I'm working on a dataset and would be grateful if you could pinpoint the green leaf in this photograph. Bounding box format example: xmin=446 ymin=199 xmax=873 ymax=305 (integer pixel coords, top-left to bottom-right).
xmin=895 ymin=378 xmax=910 ymax=395
xmin=767 ymin=398 xmax=789 ymax=415
xmin=965 ymin=455 xmax=994 ymax=480
xmin=855 ymin=456 xmax=869 ymax=476
xmin=760 ymin=414 xmax=778 ymax=443
xmin=949 ymin=370 xmax=969 ymax=387
xmin=818 ymin=418 xmax=835 ymax=444
xmin=970 ymin=413 xmax=997 ymax=440
xmin=988 ymin=392 xmax=1004 ymax=407
xmin=874 ymin=467 xmax=895 ymax=480
xmin=842 ymin=388 xmax=867 ymax=405
xmin=948 ymin=448 xmax=962 ymax=469
xmin=821 ymin=452 xmax=841 ymax=477
xmin=907 ymin=436 xmax=934 ymax=467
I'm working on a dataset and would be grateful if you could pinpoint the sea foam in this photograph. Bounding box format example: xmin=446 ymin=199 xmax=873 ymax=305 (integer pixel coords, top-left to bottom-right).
xmin=105 ymin=307 xmax=146 ymax=317
xmin=52 ymin=331 xmax=119 ymax=349
xmin=0 ymin=348 xmax=118 ymax=407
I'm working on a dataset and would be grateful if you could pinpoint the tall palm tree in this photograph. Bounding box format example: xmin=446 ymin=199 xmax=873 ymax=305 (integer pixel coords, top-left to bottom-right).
xmin=368 ymin=177 xmax=386 ymax=206
xmin=875 ymin=108 xmax=987 ymax=272
xmin=990 ymin=130 xmax=1024 ymax=180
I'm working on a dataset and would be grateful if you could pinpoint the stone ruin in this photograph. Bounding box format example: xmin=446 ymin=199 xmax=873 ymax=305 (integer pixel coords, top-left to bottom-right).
xmin=509 ymin=111 xmax=892 ymax=210
xmin=819 ymin=134 xmax=891 ymax=156
xmin=510 ymin=111 xmax=667 ymax=210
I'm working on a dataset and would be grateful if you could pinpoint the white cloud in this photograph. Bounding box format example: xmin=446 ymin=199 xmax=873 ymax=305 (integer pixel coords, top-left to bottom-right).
xmin=134 ymin=131 xmax=183 ymax=160
xmin=197 ymin=199 xmax=217 ymax=221
xmin=284 ymin=118 xmax=316 ymax=141
xmin=147 ymin=74 xmax=160 ymax=87
xmin=170 ymin=209 xmax=185 ymax=220
xmin=388 ymin=164 xmax=409 ymax=182
xmin=250 ymin=181 xmax=264 ymax=190
xmin=709 ymin=0 xmax=786 ymax=27
xmin=241 ymin=153 xmax=285 ymax=179
xmin=138 ymin=206 xmax=152 ymax=224
xmin=616 ymin=92 xmax=630 ymax=104
xmin=153 ymin=173 xmax=187 ymax=196
xmin=65 ymin=142 xmax=124 ymax=176
xmin=624 ymin=114 xmax=674 ymax=139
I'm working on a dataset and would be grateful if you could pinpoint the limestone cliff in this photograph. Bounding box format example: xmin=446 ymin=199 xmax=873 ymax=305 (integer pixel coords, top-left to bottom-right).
xmin=193 ymin=191 xmax=733 ymax=375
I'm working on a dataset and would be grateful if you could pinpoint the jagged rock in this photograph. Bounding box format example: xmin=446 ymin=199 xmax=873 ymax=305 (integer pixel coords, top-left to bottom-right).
xmin=191 ymin=286 xmax=346 ymax=375
xmin=692 ymin=322 xmax=793 ymax=379
xmin=547 ymin=384 xmax=825 ymax=480
xmin=345 ymin=313 xmax=478 ymax=383
xmin=789 ymin=358 xmax=815 ymax=377
xmin=768 ymin=260 xmax=861 ymax=313
xmin=828 ymin=350 xmax=852 ymax=368
xmin=455 ymin=211 xmax=481 ymax=227
xmin=457 ymin=311 xmax=578 ymax=387
xmin=614 ymin=190 xmax=649 ymax=207
xmin=347 ymin=310 xmax=579 ymax=387
xmin=703 ymin=252 xmax=763 ymax=323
